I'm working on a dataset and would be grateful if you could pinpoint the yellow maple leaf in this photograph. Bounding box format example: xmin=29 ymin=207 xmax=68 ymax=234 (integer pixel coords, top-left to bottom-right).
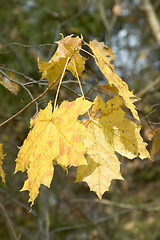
xmin=94 ymin=95 xmax=150 ymax=159
xmin=15 ymin=97 xmax=92 ymax=205
xmin=76 ymin=95 xmax=150 ymax=199
xmin=38 ymin=35 xmax=86 ymax=88
xmin=88 ymin=39 xmax=140 ymax=120
xmin=0 ymin=144 xmax=6 ymax=185
xmin=76 ymin=121 xmax=123 ymax=199
xmin=56 ymin=35 xmax=86 ymax=76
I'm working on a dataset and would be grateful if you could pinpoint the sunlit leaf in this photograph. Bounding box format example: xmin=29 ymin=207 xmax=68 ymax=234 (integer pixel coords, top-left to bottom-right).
xmin=93 ymin=95 xmax=150 ymax=159
xmin=38 ymin=35 xmax=86 ymax=88
xmin=77 ymin=95 xmax=150 ymax=199
xmin=88 ymin=40 xmax=140 ymax=120
xmin=76 ymin=120 xmax=123 ymax=199
xmin=15 ymin=97 xmax=92 ymax=205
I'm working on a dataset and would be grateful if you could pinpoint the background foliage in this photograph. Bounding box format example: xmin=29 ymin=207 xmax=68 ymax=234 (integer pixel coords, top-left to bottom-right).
xmin=0 ymin=0 xmax=160 ymax=239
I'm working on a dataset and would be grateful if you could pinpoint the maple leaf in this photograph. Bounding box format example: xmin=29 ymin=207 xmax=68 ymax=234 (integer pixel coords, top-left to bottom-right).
xmin=76 ymin=95 xmax=150 ymax=199
xmin=0 ymin=144 xmax=6 ymax=184
xmin=38 ymin=35 xmax=86 ymax=88
xmin=15 ymin=97 xmax=92 ymax=205
xmin=93 ymin=95 xmax=150 ymax=159
xmin=76 ymin=121 xmax=123 ymax=199
xmin=88 ymin=39 xmax=140 ymax=120
xmin=56 ymin=35 xmax=86 ymax=76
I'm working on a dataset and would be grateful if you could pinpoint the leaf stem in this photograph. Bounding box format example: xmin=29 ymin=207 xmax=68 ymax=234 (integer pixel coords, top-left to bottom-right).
xmin=73 ymin=58 xmax=85 ymax=99
xmin=53 ymin=57 xmax=71 ymax=110
xmin=73 ymin=58 xmax=93 ymax=120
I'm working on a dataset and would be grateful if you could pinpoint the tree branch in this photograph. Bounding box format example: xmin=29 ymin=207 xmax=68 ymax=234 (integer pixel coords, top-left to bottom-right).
xmin=0 ymin=200 xmax=18 ymax=240
xmin=137 ymin=76 xmax=160 ymax=97
xmin=71 ymin=198 xmax=160 ymax=212
xmin=98 ymin=0 xmax=120 ymax=46
xmin=141 ymin=0 xmax=160 ymax=46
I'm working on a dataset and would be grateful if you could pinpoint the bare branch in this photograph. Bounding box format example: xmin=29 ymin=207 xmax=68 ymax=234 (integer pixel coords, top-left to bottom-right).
xmin=98 ymin=0 xmax=120 ymax=46
xmin=50 ymin=209 xmax=130 ymax=235
xmin=141 ymin=0 xmax=160 ymax=46
xmin=0 ymin=55 xmax=72 ymax=127
xmin=0 ymin=42 xmax=55 ymax=50
xmin=0 ymin=78 xmax=54 ymax=127
xmin=0 ymin=37 xmax=27 ymax=74
xmin=0 ymin=200 xmax=18 ymax=240
xmin=0 ymin=188 xmax=37 ymax=217
xmin=0 ymin=66 xmax=38 ymax=83
xmin=71 ymin=198 xmax=160 ymax=212
xmin=0 ymin=69 xmax=39 ymax=113
xmin=137 ymin=76 xmax=160 ymax=97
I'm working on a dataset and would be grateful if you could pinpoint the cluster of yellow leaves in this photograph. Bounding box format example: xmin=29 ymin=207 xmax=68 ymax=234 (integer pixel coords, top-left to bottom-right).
xmin=76 ymin=95 xmax=150 ymax=198
xmin=0 ymin=144 xmax=5 ymax=184
xmin=15 ymin=96 xmax=150 ymax=206
xmin=12 ymin=35 xmax=151 ymax=206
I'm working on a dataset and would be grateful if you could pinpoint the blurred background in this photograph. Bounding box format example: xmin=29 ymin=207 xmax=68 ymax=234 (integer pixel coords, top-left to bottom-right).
xmin=0 ymin=0 xmax=160 ymax=239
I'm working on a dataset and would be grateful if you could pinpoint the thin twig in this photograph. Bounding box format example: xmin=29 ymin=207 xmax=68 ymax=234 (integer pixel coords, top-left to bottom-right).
xmin=47 ymin=23 xmax=61 ymax=60
xmin=50 ymin=209 xmax=130 ymax=235
xmin=12 ymin=223 xmax=33 ymax=240
xmin=0 ymin=42 xmax=55 ymax=49
xmin=71 ymin=198 xmax=160 ymax=211
xmin=73 ymin=58 xmax=85 ymax=98
xmin=38 ymin=187 xmax=50 ymax=240
xmin=137 ymin=76 xmax=160 ymax=97
xmin=0 ymin=69 xmax=39 ymax=113
xmin=0 ymin=72 xmax=61 ymax=127
xmin=141 ymin=0 xmax=160 ymax=46
xmin=98 ymin=0 xmax=112 ymax=45
xmin=17 ymin=233 xmax=22 ymax=240
xmin=0 ymin=66 xmax=38 ymax=83
xmin=0 ymin=188 xmax=37 ymax=217
xmin=60 ymin=4 xmax=89 ymax=27
xmin=0 ymin=69 xmax=35 ymax=99
xmin=98 ymin=0 xmax=120 ymax=46
xmin=0 ymin=38 xmax=27 ymax=74
xmin=0 ymin=200 xmax=18 ymax=240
